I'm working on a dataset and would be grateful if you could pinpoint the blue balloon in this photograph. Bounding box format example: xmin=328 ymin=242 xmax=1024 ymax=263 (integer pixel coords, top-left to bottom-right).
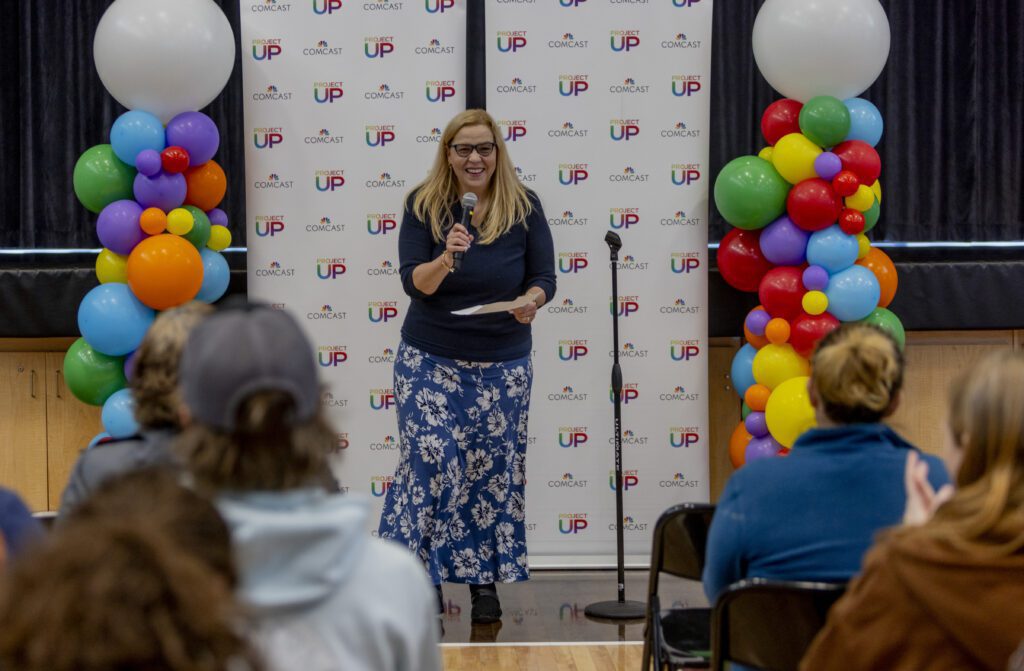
xmin=826 ymin=265 xmax=881 ymax=321
xmin=110 ymin=110 xmax=166 ymax=166
xmin=196 ymin=249 xmax=231 ymax=303
xmin=87 ymin=432 xmax=111 ymax=449
xmin=806 ymin=225 xmax=859 ymax=274
xmin=843 ymin=98 xmax=884 ymax=147
xmin=101 ymin=388 xmax=138 ymax=439
xmin=730 ymin=343 xmax=758 ymax=399
xmin=78 ymin=283 xmax=155 ymax=357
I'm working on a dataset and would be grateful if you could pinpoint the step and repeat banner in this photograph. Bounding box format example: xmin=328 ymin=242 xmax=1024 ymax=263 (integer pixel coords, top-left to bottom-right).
xmin=486 ymin=1 xmax=713 ymax=563
xmin=242 ymin=0 xmax=712 ymax=565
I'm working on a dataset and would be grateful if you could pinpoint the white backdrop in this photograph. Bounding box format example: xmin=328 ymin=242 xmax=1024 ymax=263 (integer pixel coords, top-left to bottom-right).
xmin=242 ymin=0 xmax=712 ymax=566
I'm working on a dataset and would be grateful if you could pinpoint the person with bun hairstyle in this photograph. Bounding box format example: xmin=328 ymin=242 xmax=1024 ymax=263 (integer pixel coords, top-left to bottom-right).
xmin=702 ymin=323 xmax=950 ymax=600
xmin=801 ymin=350 xmax=1024 ymax=670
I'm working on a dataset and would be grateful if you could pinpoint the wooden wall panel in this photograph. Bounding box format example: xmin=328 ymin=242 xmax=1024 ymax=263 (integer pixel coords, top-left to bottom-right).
xmin=0 ymin=353 xmax=49 ymax=511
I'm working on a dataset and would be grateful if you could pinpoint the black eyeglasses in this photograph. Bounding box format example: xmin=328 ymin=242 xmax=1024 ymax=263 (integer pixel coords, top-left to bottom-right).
xmin=449 ymin=142 xmax=496 ymax=158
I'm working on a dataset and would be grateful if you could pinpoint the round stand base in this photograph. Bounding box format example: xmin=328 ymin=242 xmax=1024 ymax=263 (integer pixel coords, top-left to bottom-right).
xmin=584 ymin=599 xmax=646 ymax=621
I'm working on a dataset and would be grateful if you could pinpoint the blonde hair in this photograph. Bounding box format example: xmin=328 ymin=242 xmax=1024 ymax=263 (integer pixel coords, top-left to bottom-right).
xmin=909 ymin=351 xmax=1024 ymax=556
xmin=131 ymin=302 xmax=213 ymax=429
xmin=810 ymin=323 xmax=904 ymax=424
xmin=412 ymin=108 xmax=533 ymax=245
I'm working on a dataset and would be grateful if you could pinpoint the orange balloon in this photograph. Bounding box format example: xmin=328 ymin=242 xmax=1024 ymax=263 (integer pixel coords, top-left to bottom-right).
xmin=744 ymin=305 xmax=770 ymax=349
xmin=184 ymin=160 xmax=227 ymax=211
xmin=139 ymin=207 xmax=168 ymax=235
xmin=126 ymin=234 xmax=203 ymax=310
xmin=744 ymin=383 xmax=772 ymax=412
xmin=765 ymin=318 xmax=791 ymax=345
xmin=729 ymin=420 xmax=752 ymax=469
xmin=856 ymin=247 xmax=898 ymax=308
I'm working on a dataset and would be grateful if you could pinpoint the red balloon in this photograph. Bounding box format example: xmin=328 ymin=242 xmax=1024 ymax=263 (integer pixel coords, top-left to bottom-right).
xmin=758 ymin=266 xmax=806 ymax=321
xmin=161 ymin=146 xmax=191 ymax=174
xmin=717 ymin=228 xmax=775 ymax=293
xmin=786 ymin=178 xmax=841 ymax=232
xmin=790 ymin=312 xmax=841 ymax=357
xmin=761 ymin=99 xmax=803 ymax=146
xmin=832 ymin=140 xmax=881 ymax=186
xmin=831 ymin=170 xmax=860 ymax=197
xmin=838 ymin=208 xmax=866 ymax=235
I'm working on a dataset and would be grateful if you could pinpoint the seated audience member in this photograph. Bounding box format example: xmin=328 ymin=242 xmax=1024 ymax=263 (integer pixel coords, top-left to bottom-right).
xmin=0 ymin=488 xmax=43 ymax=569
xmin=59 ymin=302 xmax=212 ymax=517
xmin=0 ymin=518 xmax=260 ymax=671
xmin=801 ymin=350 xmax=1024 ymax=671
xmin=175 ymin=303 xmax=441 ymax=671
xmin=703 ymin=323 xmax=949 ymax=599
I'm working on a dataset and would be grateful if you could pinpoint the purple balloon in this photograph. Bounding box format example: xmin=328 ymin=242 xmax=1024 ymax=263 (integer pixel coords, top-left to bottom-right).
xmin=759 ymin=215 xmax=810 ymax=266
xmin=744 ymin=411 xmax=769 ymax=438
xmin=133 ymin=171 xmax=187 ymax=211
xmin=745 ymin=308 xmax=771 ymax=336
xmin=165 ymin=112 xmax=220 ymax=166
xmin=124 ymin=350 xmax=138 ymax=381
xmin=814 ymin=151 xmax=843 ymax=180
xmin=207 ymin=207 xmax=228 ymax=227
xmin=803 ymin=265 xmax=830 ymax=291
xmin=96 ymin=200 xmax=146 ymax=255
xmin=745 ymin=435 xmax=783 ymax=462
xmin=135 ymin=149 xmax=162 ymax=177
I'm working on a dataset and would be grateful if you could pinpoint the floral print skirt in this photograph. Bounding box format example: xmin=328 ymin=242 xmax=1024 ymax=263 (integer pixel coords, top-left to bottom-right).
xmin=378 ymin=340 xmax=532 ymax=585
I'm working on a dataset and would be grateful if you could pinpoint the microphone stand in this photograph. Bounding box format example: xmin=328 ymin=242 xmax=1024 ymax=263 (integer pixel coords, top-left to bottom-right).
xmin=585 ymin=231 xmax=644 ymax=621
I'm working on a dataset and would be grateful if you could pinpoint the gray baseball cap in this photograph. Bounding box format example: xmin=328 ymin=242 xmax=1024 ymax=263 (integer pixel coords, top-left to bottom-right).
xmin=179 ymin=303 xmax=320 ymax=431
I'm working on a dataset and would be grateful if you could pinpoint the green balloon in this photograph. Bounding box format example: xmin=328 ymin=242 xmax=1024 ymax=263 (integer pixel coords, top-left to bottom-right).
xmin=799 ymin=96 xmax=851 ymax=148
xmin=741 ymin=401 xmax=752 ymax=420
xmin=181 ymin=205 xmax=212 ymax=250
xmin=862 ymin=197 xmax=881 ymax=232
xmin=713 ymin=156 xmax=790 ymax=230
xmin=63 ymin=337 xmax=127 ymax=406
xmin=73 ymin=144 xmax=136 ymax=214
xmin=860 ymin=307 xmax=905 ymax=350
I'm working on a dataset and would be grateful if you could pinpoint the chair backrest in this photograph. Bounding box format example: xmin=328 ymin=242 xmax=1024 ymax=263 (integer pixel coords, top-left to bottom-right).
xmin=712 ymin=578 xmax=846 ymax=671
xmin=650 ymin=503 xmax=715 ymax=583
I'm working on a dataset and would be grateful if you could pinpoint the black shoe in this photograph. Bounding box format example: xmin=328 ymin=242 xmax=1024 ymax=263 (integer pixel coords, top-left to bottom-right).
xmin=469 ymin=583 xmax=502 ymax=624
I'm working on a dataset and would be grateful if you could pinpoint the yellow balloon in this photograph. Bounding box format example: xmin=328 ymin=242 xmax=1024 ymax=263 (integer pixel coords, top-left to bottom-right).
xmin=95 ymin=248 xmax=128 ymax=284
xmin=870 ymin=179 xmax=882 ymax=204
xmin=752 ymin=343 xmax=811 ymax=391
xmin=207 ymin=225 xmax=232 ymax=251
xmin=771 ymin=133 xmax=822 ymax=184
xmin=167 ymin=208 xmax=195 ymax=236
xmin=758 ymin=146 xmax=774 ymax=162
xmin=857 ymin=234 xmax=871 ymax=259
xmin=846 ymin=184 xmax=875 ymax=212
xmin=765 ymin=376 xmax=817 ymax=448
xmin=802 ymin=290 xmax=828 ymax=316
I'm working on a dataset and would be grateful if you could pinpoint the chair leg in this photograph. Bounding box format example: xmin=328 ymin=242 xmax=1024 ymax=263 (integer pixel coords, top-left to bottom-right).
xmin=642 ymin=636 xmax=652 ymax=671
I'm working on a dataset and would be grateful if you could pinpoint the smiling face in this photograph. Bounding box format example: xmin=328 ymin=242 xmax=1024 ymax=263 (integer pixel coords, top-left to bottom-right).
xmin=447 ymin=124 xmax=497 ymax=198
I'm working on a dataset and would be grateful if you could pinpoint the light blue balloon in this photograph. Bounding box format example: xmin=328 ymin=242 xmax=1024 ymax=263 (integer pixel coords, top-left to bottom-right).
xmin=826 ymin=265 xmax=881 ymax=322
xmin=843 ymin=98 xmax=884 ymax=147
xmin=730 ymin=343 xmax=758 ymax=399
xmin=110 ymin=110 xmax=166 ymax=166
xmin=806 ymin=225 xmax=859 ymax=274
xmin=196 ymin=249 xmax=231 ymax=303
xmin=101 ymin=388 xmax=138 ymax=438
xmin=78 ymin=283 xmax=156 ymax=356
xmin=87 ymin=431 xmax=110 ymax=449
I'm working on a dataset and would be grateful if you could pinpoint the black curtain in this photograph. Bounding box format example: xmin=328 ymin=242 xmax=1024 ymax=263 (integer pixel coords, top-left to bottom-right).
xmin=2 ymin=0 xmax=1022 ymax=248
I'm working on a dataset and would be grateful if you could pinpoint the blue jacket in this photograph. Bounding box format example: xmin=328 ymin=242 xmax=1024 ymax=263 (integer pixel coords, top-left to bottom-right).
xmin=703 ymin=424 xmax=950 ymax=601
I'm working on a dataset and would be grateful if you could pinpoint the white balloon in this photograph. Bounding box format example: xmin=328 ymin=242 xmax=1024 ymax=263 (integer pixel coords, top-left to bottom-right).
xmin=94 ymin=0 xmax=235 ymax=123
xmin=752 ymin=0 xmax=890 ymax=103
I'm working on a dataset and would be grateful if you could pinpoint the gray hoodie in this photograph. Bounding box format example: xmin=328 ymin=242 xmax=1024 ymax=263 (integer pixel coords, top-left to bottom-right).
xmin=218 ymin=489 xmax=440 ymax=671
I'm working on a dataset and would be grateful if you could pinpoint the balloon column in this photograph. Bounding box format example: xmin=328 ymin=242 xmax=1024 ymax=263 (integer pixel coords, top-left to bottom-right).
xmin=716 ymin=0 xmax=900 ymax=467
xmin=64 ymin=0 xmax=235 ymax=440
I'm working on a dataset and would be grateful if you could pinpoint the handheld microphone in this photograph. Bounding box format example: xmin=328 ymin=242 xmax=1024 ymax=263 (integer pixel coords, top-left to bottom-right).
xmin=452 ymin=192 xmax=477 ymax=272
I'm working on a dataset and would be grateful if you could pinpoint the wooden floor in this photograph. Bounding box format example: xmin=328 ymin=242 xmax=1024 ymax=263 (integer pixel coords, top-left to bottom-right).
xmin=442 ymin=642 xmax=642 ymax=671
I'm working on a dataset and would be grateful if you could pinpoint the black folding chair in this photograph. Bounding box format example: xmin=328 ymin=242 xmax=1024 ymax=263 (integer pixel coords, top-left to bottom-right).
xmin=711 ymin=578 xmax=846 ymax=671
xmin=642 ymin=503 xmax=716 ymax=670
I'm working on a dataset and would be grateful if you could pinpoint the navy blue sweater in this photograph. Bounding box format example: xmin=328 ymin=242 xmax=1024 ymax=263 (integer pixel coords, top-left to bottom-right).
xmin=398 ymin=193 xmax=556 ymax=362
xmin=702 ymin=424 xmax=950 ymax=600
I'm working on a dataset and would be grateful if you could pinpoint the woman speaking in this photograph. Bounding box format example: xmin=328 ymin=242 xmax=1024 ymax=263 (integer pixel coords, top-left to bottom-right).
xmin=378 ymin=109 xmax=555 ymax=625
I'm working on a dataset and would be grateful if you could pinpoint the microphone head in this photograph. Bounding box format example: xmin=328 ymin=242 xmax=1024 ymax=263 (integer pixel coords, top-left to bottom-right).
xmin=604 ymin=230 xmax=623 ymax=251
xmin=461 ymin=192 xmax=478 ymax=208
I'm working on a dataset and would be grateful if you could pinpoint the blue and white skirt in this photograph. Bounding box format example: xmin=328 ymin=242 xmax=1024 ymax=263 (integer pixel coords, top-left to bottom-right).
xmin=378 ymin=340 xmax=532 ymax=585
